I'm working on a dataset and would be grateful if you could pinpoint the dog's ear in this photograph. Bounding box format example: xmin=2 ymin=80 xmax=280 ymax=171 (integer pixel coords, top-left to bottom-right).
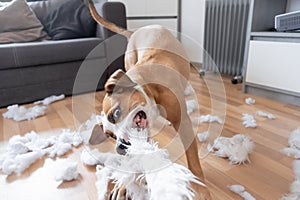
xmin=105 ymin=69 xmax=137 ymax=94
xmin=89 ymin=123 xmax=108 ymax=145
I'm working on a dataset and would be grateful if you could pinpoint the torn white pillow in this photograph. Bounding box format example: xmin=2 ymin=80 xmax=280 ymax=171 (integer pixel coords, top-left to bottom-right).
xmin=3 ymin=104 xmax=47 ymax=121
xmin=92 ymin=129 xmax=205 ymax=200
xmin=212 ymin=134 xmax=254 ymax=164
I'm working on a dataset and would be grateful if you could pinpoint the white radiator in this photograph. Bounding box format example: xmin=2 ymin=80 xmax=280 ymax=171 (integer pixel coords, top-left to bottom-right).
xmin=203 ymin=0 xmax=252 ymax=76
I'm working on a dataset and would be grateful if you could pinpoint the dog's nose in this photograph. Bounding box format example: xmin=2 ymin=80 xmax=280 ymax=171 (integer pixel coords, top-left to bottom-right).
xmin=116 ymin=139 xmax=131 ymax=155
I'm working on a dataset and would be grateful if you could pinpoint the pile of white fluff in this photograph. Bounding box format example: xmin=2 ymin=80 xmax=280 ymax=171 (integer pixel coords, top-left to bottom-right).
xmin=2 ymin=94 xmax=65 ymax=121
xmin=242 ymin=114 xmax=257 ymax=128
xmin=229 ymin=184 xmax=256 ymax=200
xmin=55 ymin=160 xmax=79 ymax=182
xmin=210 ymin=134 xmax=254 ymax=164
xmin=256 ymin=111 xmax=275 ymax=119
xmin=34 ymin=94 xmax=65 ymax=105
xmin=195 ymin=114 xmax=223 ymax=124
xmin=2 ymin=104 xmax=47 ymax=122
xmin=0 ymin=129 xmax=83 ymax=175
xmin=81 ymin=129 xmax=205 ymax=200
xmin=281 ymin=160 xmax=300 ymax=200
xmin=245 ymin=97 xmax=255 ymax=105
xmin=282 ymin=128 xmax=300 ymax=159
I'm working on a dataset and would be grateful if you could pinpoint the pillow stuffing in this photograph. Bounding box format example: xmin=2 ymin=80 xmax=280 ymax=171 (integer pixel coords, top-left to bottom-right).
xmin=0 ymin=0 xmax=49 ymax=44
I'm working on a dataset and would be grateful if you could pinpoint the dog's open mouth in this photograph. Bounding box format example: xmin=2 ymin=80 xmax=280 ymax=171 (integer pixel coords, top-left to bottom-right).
xmin=132 ymin=110 xmax=148 ymax=130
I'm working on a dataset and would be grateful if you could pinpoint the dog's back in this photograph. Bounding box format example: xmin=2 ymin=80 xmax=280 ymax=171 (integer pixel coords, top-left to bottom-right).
xmin=125 ymin=25 xmax=190 ymax=81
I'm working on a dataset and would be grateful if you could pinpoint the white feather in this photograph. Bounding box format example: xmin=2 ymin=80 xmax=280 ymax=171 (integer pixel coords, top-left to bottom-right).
xmin=91 ymin=131 xmax=205 ymax=200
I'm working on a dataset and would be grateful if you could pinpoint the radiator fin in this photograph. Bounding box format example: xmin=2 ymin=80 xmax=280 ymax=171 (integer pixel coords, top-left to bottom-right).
xmin=204 ymin=0 xmax=251 ymax=76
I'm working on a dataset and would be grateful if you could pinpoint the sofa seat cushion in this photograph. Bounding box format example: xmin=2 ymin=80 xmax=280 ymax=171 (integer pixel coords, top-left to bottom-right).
xmin=0 ymin=37 xmax=105 ymax=70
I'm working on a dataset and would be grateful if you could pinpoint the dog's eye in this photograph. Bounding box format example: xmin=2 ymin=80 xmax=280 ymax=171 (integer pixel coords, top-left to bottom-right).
xmin=113 ymin=107 xmax=121 ymax=120
xmin=108 ymin=106 xmax=121 ymax=124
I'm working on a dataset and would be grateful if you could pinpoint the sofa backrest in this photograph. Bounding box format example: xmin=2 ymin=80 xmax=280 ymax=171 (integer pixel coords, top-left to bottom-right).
xmin=28 ymin=0 xmax=96 ymax=40
xmin=27 ymin=0 xmax=128 ymax=41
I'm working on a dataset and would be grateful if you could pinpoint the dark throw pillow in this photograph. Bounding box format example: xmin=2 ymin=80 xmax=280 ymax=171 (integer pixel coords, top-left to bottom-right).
xmin=29 ymin=0 xmax=96 ymax=40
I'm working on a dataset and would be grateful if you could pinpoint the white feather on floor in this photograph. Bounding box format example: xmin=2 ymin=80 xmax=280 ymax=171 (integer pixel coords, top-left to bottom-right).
xmin=212 ymin=134 xmax=254 ymax=164
xmin=195 ymin=114 xmax=223 ymax=124
xmin=92 ymin=129 xmax=205 ymax=200
xmin=256 ymin=111 xmax=276 ymax=119
xmin=229 ymin=184 xmax=256 ymax=200
xmin=245 ymin=97 xmax=255 ymax=105
xmin=242 ymin=114 xmax=257 ymax=128
xmin=2 ymin=104 xmax=47 ymax=121
xmin=34 ymin=94 xmax=65 ymax=105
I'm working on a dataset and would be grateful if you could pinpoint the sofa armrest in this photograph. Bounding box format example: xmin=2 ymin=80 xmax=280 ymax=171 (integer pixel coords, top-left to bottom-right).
xmin=95 ymin=2 xmax=128 ymax=39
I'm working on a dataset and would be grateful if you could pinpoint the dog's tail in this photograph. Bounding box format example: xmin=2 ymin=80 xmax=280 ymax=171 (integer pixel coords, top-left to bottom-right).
xmin=88 ymin=0 xmax=132 ymax=39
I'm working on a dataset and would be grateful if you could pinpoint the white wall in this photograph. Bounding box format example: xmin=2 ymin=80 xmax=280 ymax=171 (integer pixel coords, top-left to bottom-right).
xmin=180 ymin=0 xmax=206 ymax=63
xmin=286 ymin=0 xmax=300 ymax=12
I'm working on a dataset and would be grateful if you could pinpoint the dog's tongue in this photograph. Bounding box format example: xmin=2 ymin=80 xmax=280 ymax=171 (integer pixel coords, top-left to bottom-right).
xmin=133 ymin=111 xmax=148 ymax=129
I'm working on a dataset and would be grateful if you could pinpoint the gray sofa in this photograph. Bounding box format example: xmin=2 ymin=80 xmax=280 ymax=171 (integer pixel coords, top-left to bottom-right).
xmin=0 ymin=0 xmax=127 ymax=107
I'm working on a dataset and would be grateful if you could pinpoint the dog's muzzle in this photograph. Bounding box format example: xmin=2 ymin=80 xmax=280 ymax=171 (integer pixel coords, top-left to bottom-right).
xmin=116 ymin=138 xmax=131 ymax=155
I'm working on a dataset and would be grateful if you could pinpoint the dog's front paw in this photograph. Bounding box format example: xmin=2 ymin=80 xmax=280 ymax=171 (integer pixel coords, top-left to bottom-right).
xmin=109 ymin=184 xmax=127 ymax=200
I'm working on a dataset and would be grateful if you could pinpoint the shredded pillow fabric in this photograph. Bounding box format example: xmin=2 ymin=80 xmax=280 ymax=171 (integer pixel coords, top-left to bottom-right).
xmin=0 ymin=0 xmax=49 ymax=43
xmin=86 ymin=129 xmax=205 ymax=200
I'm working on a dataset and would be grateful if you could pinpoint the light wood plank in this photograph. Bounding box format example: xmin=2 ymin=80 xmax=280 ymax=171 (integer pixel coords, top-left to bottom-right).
xmin=0 ymin=67 xmax=299 ymax=200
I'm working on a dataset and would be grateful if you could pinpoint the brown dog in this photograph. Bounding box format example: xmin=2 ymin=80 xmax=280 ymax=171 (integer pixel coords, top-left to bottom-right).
xmin=88 ymin=1 xmax=211 ymax=199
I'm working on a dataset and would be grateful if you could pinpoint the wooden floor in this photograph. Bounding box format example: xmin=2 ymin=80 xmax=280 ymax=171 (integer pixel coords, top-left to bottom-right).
xmin=1 ymin=68 xmax=300 ymax=200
